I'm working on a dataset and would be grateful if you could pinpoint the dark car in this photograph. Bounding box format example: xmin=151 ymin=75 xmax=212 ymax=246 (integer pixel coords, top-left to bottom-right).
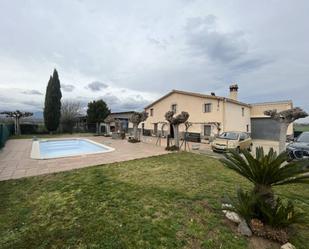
xmin=286 ymin=132 xmax=309 ymax=160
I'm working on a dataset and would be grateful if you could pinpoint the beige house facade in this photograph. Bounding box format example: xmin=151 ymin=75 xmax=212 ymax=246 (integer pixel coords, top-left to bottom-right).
xmin=142 ymin=85 xmax=293 ymax=140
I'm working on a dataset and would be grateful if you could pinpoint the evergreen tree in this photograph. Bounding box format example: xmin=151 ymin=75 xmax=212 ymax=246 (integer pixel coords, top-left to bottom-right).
xmin=87 ymin=100 xmax=110 ymax=134
xmin=44 ymin=69 xmax=62 ymax=132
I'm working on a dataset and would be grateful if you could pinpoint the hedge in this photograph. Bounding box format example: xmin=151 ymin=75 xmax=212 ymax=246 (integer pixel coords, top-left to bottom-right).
xmin=0 ymin=124 xmax=14 ymax=148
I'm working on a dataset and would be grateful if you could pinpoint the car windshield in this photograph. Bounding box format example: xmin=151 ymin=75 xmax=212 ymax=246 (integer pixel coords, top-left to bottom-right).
xmin=297 ymin=133 xmax=309 ymax=142
xmin=219 ymin=132 xmax=239 ymax=140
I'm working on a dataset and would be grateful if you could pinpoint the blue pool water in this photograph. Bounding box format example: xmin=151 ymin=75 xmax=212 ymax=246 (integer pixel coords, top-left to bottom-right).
xmin=39 ymin=139 xmax=113 ymax=159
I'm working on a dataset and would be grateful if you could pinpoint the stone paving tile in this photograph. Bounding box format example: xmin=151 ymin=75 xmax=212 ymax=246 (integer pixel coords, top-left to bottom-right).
xmin=37 ymin=168 xmax=50 ymax=175
xmin=0 ymin=136 xmax=169 ymax=181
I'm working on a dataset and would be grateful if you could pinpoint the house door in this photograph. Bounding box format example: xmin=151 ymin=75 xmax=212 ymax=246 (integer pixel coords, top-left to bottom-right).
xmin=101 ymin=125 xmax=106 ymax=133
xmin=154 ymin=123 xmax=158 ymax=136
xmin=169 ymin=124 xmax=174 ymax=138
xmin=251 ymin=118 xmax=280 ymax=140
xmin=204 ymin=125 xmax=211 ymax=137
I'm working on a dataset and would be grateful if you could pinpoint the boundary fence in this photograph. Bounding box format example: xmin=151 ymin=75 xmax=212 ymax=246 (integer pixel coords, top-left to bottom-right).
xmin=0 ymin=123 xmax=14 ymax=149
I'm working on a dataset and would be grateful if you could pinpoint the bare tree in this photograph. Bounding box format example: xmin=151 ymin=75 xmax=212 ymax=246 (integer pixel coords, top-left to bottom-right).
xmin=165 ymin=111 xmax=190 ymax=148
xmin=264 ymin=107 xmax=308 ymax=152
xmin=0 ymin=111 xmax=33 ymax=135
xmin=208 ymin=122 xmax=221 ymax=136
xmin=129 ymin=111 xmax=148 ymax=141
xmin=61 ymin=100 xmax=82 ymax=133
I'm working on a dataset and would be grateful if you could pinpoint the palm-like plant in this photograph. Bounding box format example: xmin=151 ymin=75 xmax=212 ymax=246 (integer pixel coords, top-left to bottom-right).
xmin=220 ymin=147 xmax=309 ymax=205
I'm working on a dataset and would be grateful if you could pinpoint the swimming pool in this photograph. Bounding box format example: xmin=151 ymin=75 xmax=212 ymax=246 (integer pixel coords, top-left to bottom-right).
xmin=31 ymin=138 xmax=114 ymax=159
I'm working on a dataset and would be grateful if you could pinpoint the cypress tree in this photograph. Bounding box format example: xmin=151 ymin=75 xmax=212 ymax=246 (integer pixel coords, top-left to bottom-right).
xmin=44 ymin=69 xmax=62 ymax=133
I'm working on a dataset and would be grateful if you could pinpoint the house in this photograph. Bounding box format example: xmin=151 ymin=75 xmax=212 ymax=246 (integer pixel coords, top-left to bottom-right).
xmin=101 ymin=111 xmax=135 ymax=133
xmin=75 ymin=112 xmax=135 ymax=134
xmin=142 ymin=84 xmax=293 ymax=141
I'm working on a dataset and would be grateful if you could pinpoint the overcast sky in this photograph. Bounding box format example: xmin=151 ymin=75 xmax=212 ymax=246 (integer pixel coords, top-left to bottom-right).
xmin=0 ymin=0 xmax=308 ymax=121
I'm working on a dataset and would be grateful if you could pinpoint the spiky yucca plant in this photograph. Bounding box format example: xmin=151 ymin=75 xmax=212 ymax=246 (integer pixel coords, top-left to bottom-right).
xmin=220 ymin=147 xmax=309 ymax=205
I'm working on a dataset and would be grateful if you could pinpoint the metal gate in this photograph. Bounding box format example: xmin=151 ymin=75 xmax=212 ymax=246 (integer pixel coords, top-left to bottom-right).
xmin=251 ymin=118 xmax=280 ymax=140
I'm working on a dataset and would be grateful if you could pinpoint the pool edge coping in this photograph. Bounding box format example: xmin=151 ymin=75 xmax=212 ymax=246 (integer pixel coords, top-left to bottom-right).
xmin=30 ymin=138 xmax=115 ymax=160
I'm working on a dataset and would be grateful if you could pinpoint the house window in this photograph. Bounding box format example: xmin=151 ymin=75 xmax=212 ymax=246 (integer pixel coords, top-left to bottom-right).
xmin=204 ymin=125 xmax=211 ymax=136
xmin=246 ymin=124 xmax=249 ymax=132
xmin=242 ymin=107 xmax=245 ymax=117
xmin=171 ymin=104 xmax=177 ymax=113
xmin=150 ymin=108 xmax=153 ymax=116
xmin=204 ymin=103 xmax=212 ymax=113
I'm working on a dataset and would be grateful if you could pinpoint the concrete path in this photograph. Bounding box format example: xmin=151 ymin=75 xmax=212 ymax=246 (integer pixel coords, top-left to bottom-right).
xmin=141 ymin=136 xmax=280 ymax=155
xmin=0 ymin=136 xmax=169 ymax=181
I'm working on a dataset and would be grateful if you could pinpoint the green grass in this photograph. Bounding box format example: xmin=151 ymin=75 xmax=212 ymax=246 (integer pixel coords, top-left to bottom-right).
xmin=0 ymin=153 xmax=308 ymax=249
xmin=294 ymin=124 xmax=309 ymax=132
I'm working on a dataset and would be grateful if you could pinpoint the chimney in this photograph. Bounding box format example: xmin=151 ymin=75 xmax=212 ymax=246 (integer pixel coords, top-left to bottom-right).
xmin=229 ymin=84 xmax=238 ymax=100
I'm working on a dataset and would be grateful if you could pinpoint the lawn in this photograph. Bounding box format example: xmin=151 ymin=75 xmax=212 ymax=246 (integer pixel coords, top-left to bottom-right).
xmin=294 ymin=123 xmax=309 ymax=132
xmin=0 ymin=152 xmax=308 ymax=249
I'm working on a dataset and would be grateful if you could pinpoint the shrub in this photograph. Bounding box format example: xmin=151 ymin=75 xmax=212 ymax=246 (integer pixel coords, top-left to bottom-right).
xmin=165 ymin=145 xmax=179 ymax=151
xmin=257 ymin=198 xmax=303 ymax=228
xmin=20 ymin=124 xmax=38 ymax=134
xmin=226 ymin=188 xmax=304 ymax=229
xmin=225 ymin=188 xmax=257 ymax=223
xmin=128 ymin=137 xmax=140 ymax=143
xmin=220 ymin=147 xmax=309 ymax=206
xmin=37 ymin=124 xmax=49 ymax=134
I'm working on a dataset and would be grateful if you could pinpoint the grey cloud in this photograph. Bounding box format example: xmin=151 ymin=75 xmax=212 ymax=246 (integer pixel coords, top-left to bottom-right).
xmin=101 ymin=92 xmax=120 ymax=105
xmin=186 ymin=15 xmax=216 ymax=31
xmin=119 ymin=98 xmax=150 ymax=111
xmin=147 ymin=37 xmax=168 ymax=50
xmin=185 ymin=16 xmax=247 ymax=63
xmin=21 ymin=89 xmax=43 ymax=95
xmin=73 ymin=93 xmax=143 ymax=113
xmin=0 ymin=1 xmax=308 ymax=122
xmin=61 ymin=83 xmax=75 ymax=92
xmin=184 ymin=16 xmax=272 ymax=72
xmin=87 ymin=81 xmax=108 ymax=92
xmin=100 ymin=92 xmax=150 ymax=112
xmin=20 ymin=100 xmax=42 ymax=109
xmin=231 ymin=58 xmax=273 ymax=72
xmin=0 ymin=93 xmax=42 ymax=111
xmin=0 ymin=93 xmax=15 ymax=103
xmin=74 ymin=96 xmax=92 ymax=109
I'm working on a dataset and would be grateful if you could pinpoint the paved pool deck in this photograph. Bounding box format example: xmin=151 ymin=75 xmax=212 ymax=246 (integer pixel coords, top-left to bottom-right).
xmin=0 ymin=136 xmax=169 ymax=181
